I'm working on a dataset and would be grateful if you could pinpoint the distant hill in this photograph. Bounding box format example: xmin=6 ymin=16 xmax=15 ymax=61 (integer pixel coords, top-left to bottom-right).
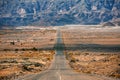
xmin=101 ymin=18 xmax=120 ymax=27
xmin=112 ymin=19 xmax=120 ymax=26
xmin=102 ymin=22 xmax=116 ymax=27
xmin=0 ymin=0 xmax=120 ymax=27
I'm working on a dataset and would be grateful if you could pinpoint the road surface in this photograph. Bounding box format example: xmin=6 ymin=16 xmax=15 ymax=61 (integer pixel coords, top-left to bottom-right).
xmin=16 ymin=28 xmax=118 ymax=80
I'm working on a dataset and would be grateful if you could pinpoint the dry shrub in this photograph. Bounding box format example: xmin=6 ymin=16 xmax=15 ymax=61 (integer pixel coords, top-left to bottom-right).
xmin=0 ymin=50 xmax=55 ymax=80
xmin=66 ymin=51 xmax=120 ymax=79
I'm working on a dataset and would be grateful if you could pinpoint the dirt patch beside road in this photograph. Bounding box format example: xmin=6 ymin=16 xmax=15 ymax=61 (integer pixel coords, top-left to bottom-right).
xmin=0 ymin=50 xmax=55 ymax=80
xmin=65 ymin=51 xmax=120 ymax=78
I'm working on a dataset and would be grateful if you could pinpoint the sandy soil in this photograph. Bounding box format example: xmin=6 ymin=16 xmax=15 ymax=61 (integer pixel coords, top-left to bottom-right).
xmin=0 ymin=29 xmax=56 ymax=50
xmin=65 ymin=51 xmax=120 ymax=79
xmin=0 ymin=28 xmax=57 ymax=80
xmin=62 ymin=26 xmax=120 ymax=79
xmin=61 ymin=27 xmax=120 ymax=45
xmin=0 ymin=50 xmax=55 ymax=80
xmin=0 ymin=26 xmax=120 ymax=79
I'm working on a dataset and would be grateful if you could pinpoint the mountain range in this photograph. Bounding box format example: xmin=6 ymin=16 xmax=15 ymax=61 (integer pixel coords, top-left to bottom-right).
xmin=0 ymin=0 xmax=120 ymax=27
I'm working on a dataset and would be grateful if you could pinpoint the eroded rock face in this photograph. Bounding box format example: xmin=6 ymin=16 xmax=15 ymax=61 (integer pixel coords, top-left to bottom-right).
xmin=0 ymin=0 xmax=120 ymax=26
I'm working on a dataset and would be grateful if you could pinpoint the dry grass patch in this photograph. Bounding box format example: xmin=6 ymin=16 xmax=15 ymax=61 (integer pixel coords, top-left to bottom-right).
xmin=0 ymin=29 xmax=57 ymax=50
xmin=65 ymin=51 xmax=120 ymax=78
xmin=0 ymin=50 xmax=55 ymax=80
xmin=61 ymin=27 xmax=120 ymax=45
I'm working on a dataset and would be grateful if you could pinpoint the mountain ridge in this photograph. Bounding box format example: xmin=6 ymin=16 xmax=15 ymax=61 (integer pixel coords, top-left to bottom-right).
xmin=0 ymin=0 xmax=120 ymax=27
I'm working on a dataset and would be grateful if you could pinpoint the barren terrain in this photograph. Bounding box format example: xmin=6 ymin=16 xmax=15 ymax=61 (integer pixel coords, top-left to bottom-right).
xmin=62 ymin=27 xmax=120 ymax=46
xmin=0 ymin=28 xmax=56 ymax=80
xmin=62 ymin=26 xmax=120 ymax=79
xmin=0 ymin=29 xmax=56 ymax=50
xmin=0 ymin=50 xmax=55 ymax=80
xmin=65 ymin=51 xmax=120 ymax=78
xmin=0 ymin=26 xmax=120 ymax=80
xmin=15 ymin=27 xmax=117 ymax=80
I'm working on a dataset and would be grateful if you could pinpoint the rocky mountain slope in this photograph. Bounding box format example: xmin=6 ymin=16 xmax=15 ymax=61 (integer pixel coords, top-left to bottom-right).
xmin=0 ymin=0 xmax=120 ymax=27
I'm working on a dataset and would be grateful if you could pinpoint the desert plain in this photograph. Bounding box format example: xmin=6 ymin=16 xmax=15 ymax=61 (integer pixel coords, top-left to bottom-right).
xmin=0 ymin=28 xmax=56 ymax=80
xmin=61 ymin=26 xmax=120 ymax=78
xmin=0 ymin=26 xmax=120 ymax=80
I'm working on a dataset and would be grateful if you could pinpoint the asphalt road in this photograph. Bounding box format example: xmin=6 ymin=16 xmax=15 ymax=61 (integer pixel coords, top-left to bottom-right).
xmin=16 ymin=28 xmax=118 ymax=80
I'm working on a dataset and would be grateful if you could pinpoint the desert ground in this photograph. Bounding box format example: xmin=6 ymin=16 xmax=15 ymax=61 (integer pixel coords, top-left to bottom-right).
xmin=0 ymin=50 xmax=55 ymax=80
xmin=0 ymin=28 xmax=56 ymax=80
xmin=0 ymin=28 xmax=56 ymax=50
xmin=0 ymin=26 xmax=120 ymax=80
xmin=61 ymin=26 xmax=120 ymax=78
xmin=61 ymin=26 xmax=120 ymax=46
xmin=64 ymin=51 xmax=120 ymax=78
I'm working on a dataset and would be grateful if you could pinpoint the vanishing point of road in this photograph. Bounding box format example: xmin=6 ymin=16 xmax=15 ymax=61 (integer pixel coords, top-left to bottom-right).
xmin=16 ymin=28 xmax=118 ymax=80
